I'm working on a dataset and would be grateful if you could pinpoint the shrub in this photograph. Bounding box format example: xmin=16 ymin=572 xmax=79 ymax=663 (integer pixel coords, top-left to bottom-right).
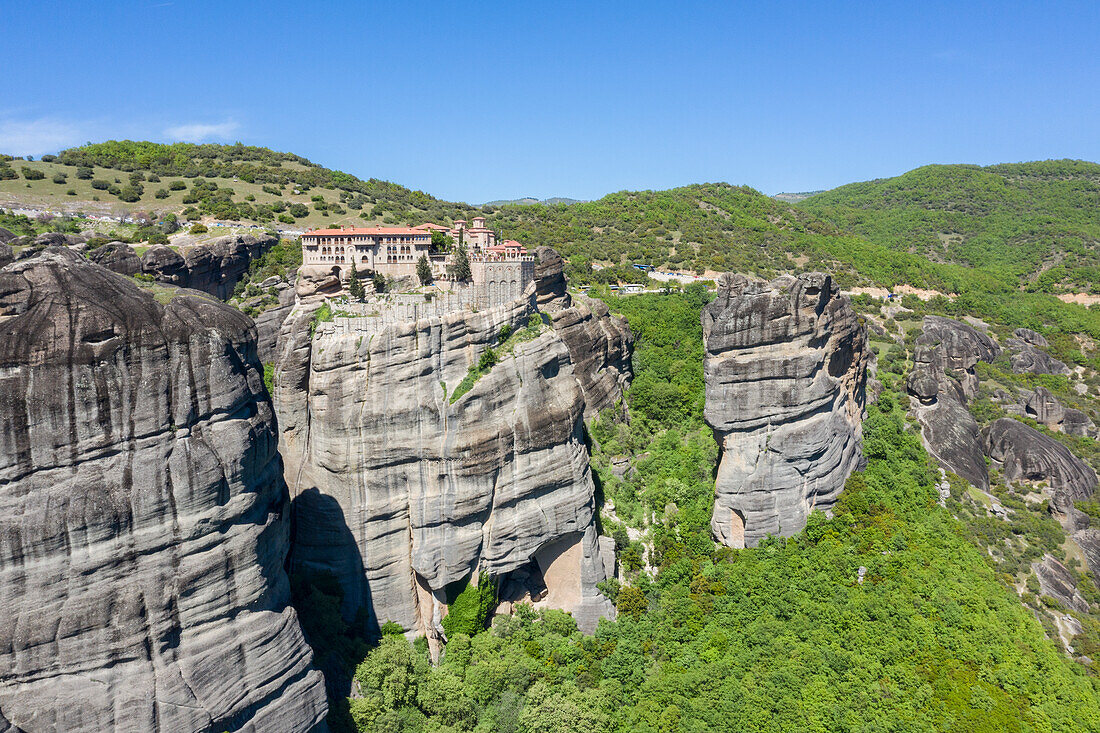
xmin=135 ymin=226 xmax=168 ymax=244
xmin=117 ymin=187 xmax=141 ymax=203
xmin=155 ymin=188 xmax=168 ymax=199
xmin=441 ymin=573 xmax=496 ymax=638
xmin=66 ymin=188 xmax=76 ymax=195
xmin=169 ymin=180 xmax=186 ymax=191
xmin=20 ymin=167 xmax=45 ymax=180
xmin=478 ymin=347 xmax=498 ymax=371
xmin=190 ymin=223 xmax=208 ymax=234
xmin=278 ymin=213 xmax=294 ymax=224
xmin=52 ymin=173 xmax=67 ymax=184
xmin=75 ymin=166 xmax=93 ymax=179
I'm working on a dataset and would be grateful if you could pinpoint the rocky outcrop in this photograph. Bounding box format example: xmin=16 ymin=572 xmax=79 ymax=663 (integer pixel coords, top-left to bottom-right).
xmin=535 ymin=248 xmax=633 ymax=416
xmin=1024 ymin=387 xmax=1066 ymax=427
xmin=983 ymin=418 xmax=1097 ymax=500
xmin=141 ymin=234 xmax=276 ymax=299
xmin=274 ymin=266 xmax=624 ymax=645
xmin=1020 ymin=387 xmax=1098 ymax=437
xmin=1014 ymin=328 xmax=1049 ymax=348
xmin=702 ymin=272 xmax=868 ymax=548
xmin=87 ymin=241 xmax=142 ymax=276
xmin=0 ymin=250 xmax=327 ymax=732
xmin=910 ymin=315 xmax=999 ymax=403
xmin=0 ymin=227 xmax=15 ymax=244
xmin=1063 ymin=408 xmax=1097 ymax=438
xmin=0 ymin=244 xmax=11 ymax=269
xmin=1031 ymin=555 xmax=1091 ymax=614
xmin=906 ymin=316 xmax=998 ymax=489
xmin=1006 ymin=336 xmax=1070 ymax=375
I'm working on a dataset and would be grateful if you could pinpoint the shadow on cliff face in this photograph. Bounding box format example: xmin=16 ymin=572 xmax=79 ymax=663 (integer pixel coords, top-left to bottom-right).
xmin=287 ymin=488 xmax=376 ymax=727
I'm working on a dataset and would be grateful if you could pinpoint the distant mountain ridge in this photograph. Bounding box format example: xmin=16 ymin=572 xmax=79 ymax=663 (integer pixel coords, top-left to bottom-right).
xmin=771 ymin=190 xmax=824 ymax=202
xmin=482 ymin=196 xmax=585 ymax=207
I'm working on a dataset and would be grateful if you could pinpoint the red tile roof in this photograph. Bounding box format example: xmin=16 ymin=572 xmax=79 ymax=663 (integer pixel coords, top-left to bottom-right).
xmin=303 ymin=227 xmax=429 ymax=237
xmin=412 ymin=222 xmax=450 ymax=231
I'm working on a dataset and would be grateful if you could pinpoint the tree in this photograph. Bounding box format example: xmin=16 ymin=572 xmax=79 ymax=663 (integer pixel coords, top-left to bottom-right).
xmin=348 ymin=262 xmax=365 ymax=300
xmin=372 ymin=271 xmax=387 ymax=294
xmin=417 ymin=254 xmax=433 ymax=285
xmin=452 ymin=241 xmax=472 ymax=281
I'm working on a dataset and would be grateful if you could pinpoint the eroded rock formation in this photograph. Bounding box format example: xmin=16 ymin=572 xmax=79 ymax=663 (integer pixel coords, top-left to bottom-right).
xmin=274 ymin=252 xmax=630 ymax=646
xmin=0 ymin=250 xmax=327 ymax=732
xmin=535 ymin=247 xmax=632 ymax=416
xmin=983 ymin=418 xmax=1098 ymax=500
xmin=906 ymin=316 xmax=998 ymax=489
xmin=702 ymin=272 xmax=868 ymax=548
xmin=1006 ymin=334 xmax=1070 ymax=375
xmin=141 ymin=234 xmax=277 ymax=299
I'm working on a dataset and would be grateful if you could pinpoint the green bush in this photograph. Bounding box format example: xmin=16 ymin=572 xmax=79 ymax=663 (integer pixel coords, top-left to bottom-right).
xmin=440 ymin=574 xmax=496 ymax=638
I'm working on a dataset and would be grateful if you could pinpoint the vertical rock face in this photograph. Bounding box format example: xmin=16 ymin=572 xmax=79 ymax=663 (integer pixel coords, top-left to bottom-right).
xmin=274 ymin=257 xmax=629 ymax=641
xmin=0 ymin=251 xmax=327 ymax=732
xmin=905 ymin=316 xmax=999 ymax=489
xmin=534 ymin=247 xmax=633 ymax=417
xmin=702 ymin=273 xmax=869 ymax=548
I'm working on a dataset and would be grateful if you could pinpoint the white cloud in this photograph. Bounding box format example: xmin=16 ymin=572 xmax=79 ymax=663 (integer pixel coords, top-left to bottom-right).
xmin=164 ymin=120 xmax=240 ymax=143
xmin=0 ymin=118 xmax=88 ymax=156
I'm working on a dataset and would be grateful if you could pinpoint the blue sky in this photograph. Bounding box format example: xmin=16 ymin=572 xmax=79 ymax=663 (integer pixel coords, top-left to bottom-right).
xmin=3 ymin=1 xmax=1099 ymax=203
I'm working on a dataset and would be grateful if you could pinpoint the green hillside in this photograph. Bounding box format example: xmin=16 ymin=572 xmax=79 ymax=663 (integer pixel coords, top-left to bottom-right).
xmin=800 ymin=160 xmax=1100 ymax=293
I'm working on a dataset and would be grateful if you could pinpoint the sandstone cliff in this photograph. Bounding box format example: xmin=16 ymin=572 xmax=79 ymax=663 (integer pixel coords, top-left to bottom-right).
xmin=273 ymin=254 xmax=631 ymax=648
xmin=0 ymin=250 xmax=327 ymax=732
xmin=702 ymin=273 xmax=868 ymax=548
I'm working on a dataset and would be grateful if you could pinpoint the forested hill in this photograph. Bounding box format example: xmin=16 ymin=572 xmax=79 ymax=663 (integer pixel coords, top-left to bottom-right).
xmin=6 ymin=143 xmax=1100 ymax=339
xmin=800 ymin=160 xmax=1100 ymax=293
xmin=3 ymin=140 xmax=944 ymax=288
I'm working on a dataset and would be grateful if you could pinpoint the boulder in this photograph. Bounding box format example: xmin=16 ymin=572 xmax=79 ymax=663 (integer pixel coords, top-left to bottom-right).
xmin=0 ymin=227 xmax=15 ymax=243
xmin=702 ymin=272 xmax=868 ymax=547
xmin=1006 ymin=338 xmax=1070 ymax=375
xmin=1063 ymin=408 xmax=1097 ymax=438
xmin=181 ymin=234 xmax=276 ymax=299
xmin=0 ymin=250 xmax=327 ymax=732
xmin=1025 ymin=386 xmax=1066 ymax=428
xmin=87 ymin=242 xmax=142 ymax=277
xmin=984 ymin=418 xmax=1097 ymax=500
xmin=912 ymin=315 xmax=999 ymax=403
xmin=1014 ymin=328 xmax=1049 ymax=348
xmin=32 ymin=231 xmax=69 ymax=247
xmin=0 ymin=244 xmax=11 ymax=269
xmin=916 ymin=396 xmax=990 ymax=490
xmin=140 ymin=244 xmax=188 ymax=285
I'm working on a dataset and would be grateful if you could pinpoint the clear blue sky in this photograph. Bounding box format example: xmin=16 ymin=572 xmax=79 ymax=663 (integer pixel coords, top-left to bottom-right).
xmin=3 ymin=1 xmax=1099 ymax=203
